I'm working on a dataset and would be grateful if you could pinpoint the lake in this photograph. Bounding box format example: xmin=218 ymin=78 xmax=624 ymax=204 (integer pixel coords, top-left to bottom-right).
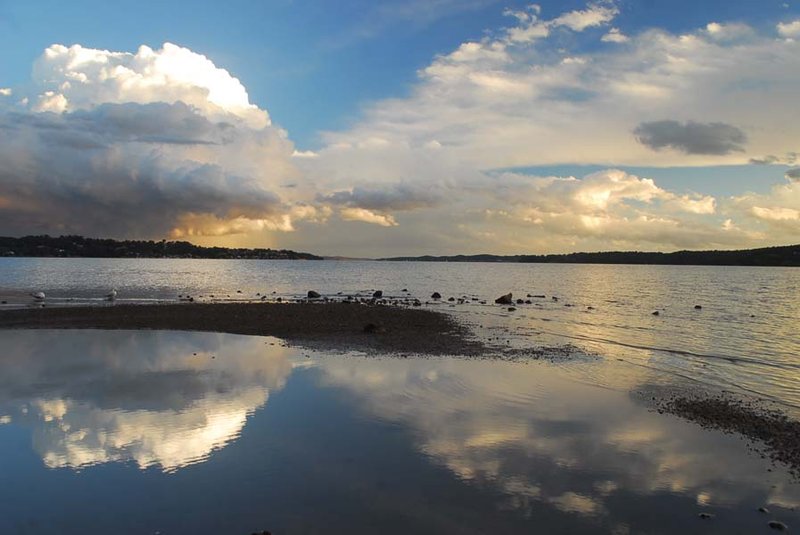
xmin=0 ymin=329 xmax=798 ymax=534
xmin=0 ymin=259 xmax=799 ymax=533
xmin=1 ymin=258 xmax=799 ymax=410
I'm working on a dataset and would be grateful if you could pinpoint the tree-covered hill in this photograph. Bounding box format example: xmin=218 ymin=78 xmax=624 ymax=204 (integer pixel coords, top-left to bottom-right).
xmin=0 ymin=235 xmax=323 ymax=260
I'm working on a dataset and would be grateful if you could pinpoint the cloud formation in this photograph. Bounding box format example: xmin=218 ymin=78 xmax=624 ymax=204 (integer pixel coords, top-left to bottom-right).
xmin=634 ymin=120 xmax=747 ymax=155
xmin=1 ymin=3 xmax=799 ymax=255
xmin=285 ymin=3 xmax=800 ymax=254
xmin=777 ymin=19 xmax=800 ymax=38
xmin=0 ymin=43 xmax=314 ymax=239
xmin=32 ymin=43 xmax=269 ymax=127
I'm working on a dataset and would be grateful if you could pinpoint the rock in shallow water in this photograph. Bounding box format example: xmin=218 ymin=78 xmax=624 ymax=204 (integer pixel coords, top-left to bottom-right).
xmin=307 ymin=290 xmax=321 ymax=299
xmin=495 ymin=293 xmax=513 ymax=305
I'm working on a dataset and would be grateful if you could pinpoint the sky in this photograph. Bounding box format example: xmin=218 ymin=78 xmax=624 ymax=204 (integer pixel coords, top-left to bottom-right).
xmin=0 ymin=0 xmax=799 ymax=256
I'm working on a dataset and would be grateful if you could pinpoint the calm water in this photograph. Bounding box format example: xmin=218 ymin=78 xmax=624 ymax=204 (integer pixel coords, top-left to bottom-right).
xmin=1 ymin=258 xmax=799 ymax=409
xmin=0 ymin=330 xmax=798 ymax=534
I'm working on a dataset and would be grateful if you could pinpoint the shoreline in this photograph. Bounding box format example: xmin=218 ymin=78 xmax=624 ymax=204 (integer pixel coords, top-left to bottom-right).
xmin=0 ymin=302 xmax=487 ymax=357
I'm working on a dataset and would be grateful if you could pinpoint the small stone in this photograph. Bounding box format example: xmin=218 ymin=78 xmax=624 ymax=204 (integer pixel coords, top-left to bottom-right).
xmin=495 ymin=293 xmax=513 ymax=305
xmin=768 ymin=521 xmax=788 ymax=531
xmin=698 ymin=513 xmax=714 ymax=520
xmin=431 ymin=292 xmax=442 ymax=299
xmin=652 ymin=311 xmax=660 ymax=316
xmin=307 ymin=290 xmax=321 ymax=298
xmin=508 ymin=307 xmax=516 ymax=312
xmin=758 ymin=507 xmax=770 ymax=514
xmin=373 ymin=290 xmax=383 ymax=298
xmin=448 ymin=297 xmax=455 ymax=301
xmin=694 ymin=305 xmax=702 ymax=310
xmin=516 ymin=299 xmax=524 ymax=304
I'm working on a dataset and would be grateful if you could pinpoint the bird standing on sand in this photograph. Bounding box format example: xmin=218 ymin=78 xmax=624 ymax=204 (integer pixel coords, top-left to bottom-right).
xmin=106 ymin=289 xmax=117 ymax=300
xmin=31 ymin=291 xmax=46 ymax=301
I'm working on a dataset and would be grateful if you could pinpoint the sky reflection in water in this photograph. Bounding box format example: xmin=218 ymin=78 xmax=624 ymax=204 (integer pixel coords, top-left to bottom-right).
xmin=0 ymin=329 xmax=798 ymax=534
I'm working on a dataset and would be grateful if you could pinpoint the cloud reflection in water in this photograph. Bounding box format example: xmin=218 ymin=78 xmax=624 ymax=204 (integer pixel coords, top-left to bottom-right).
xmin=0 ymin=330 xmax=296 ymax=471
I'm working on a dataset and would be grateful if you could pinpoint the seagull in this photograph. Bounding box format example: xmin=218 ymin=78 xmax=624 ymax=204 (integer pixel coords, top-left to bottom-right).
xmin=106 ymin=289 xmax=117 ymax=301
xmin=30 ymin=291 xmax=46 ymax=301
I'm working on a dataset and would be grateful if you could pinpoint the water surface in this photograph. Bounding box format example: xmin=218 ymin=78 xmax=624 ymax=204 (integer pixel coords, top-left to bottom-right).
xmin=0 ymin=330 xmax=798 ymax=534
xmin=1 ymin=258 xmax=798 ymax=410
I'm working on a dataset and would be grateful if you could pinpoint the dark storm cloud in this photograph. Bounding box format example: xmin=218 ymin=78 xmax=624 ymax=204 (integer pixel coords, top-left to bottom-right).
xmin=634 ymin=120 xmax=747 ymax=155
xmin=0 ymin=102 xmax=289 ymax=238
xmin=319 ymin=183 xmax=442 ymax=211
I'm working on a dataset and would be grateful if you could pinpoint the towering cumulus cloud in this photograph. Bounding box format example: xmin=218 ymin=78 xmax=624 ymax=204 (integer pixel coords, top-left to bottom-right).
xmin=0 ymin=43 xmax=309 ymax=239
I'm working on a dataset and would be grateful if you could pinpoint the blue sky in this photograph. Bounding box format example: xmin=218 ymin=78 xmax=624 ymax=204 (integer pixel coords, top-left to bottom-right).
xmin=0 ymin=0 xmax=798 ymax=255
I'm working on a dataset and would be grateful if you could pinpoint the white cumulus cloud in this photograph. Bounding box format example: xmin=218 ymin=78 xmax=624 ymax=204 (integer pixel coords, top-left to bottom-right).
xmin=777 ymin=19 xmax=800 ymax=38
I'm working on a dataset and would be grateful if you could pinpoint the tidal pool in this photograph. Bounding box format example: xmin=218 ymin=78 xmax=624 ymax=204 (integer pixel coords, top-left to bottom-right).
xmin=0 ymin=330 xmax=797 ymax=534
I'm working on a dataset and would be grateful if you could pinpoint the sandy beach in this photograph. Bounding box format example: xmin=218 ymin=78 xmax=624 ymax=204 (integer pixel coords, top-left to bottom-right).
xmin=0 ymin=302 xmax=486 ymax=356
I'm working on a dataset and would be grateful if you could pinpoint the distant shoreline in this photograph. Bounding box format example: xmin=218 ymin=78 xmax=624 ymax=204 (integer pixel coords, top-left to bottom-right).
xmin=0 ymin=235 xmax=323 ymax=260
xmin=380 ymin=243 xmax=800 ymax=267
xmin=2 ymin=235 xmax=798 ymax=266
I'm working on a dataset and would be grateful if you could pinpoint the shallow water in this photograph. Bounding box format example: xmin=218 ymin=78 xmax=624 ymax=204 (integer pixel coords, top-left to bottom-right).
xmin=1 ymin=258 xmax=799 ymax=410
xmin=0 ymin=329 xmax=797 ymax=534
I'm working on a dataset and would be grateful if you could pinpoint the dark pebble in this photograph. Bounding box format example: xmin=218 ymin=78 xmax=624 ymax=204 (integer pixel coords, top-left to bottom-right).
xmin=431 ymin=292 xmax=442 ymax=299
xmin=768 ymin=521 xmax=788 ymax=531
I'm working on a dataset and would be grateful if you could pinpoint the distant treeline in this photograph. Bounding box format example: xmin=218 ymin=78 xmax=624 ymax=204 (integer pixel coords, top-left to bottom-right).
xmin=0 ymin=235 xmax=323 ymax=260
xmin=382 ymin=244 xmax=800 ymax=267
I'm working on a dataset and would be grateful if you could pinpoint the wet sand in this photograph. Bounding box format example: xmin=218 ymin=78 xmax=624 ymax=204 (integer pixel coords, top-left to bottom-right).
xmin=660 ymin=394 xmax=800 ymax=478
xmin=0 ymin=302 xmax=487 ymax=356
